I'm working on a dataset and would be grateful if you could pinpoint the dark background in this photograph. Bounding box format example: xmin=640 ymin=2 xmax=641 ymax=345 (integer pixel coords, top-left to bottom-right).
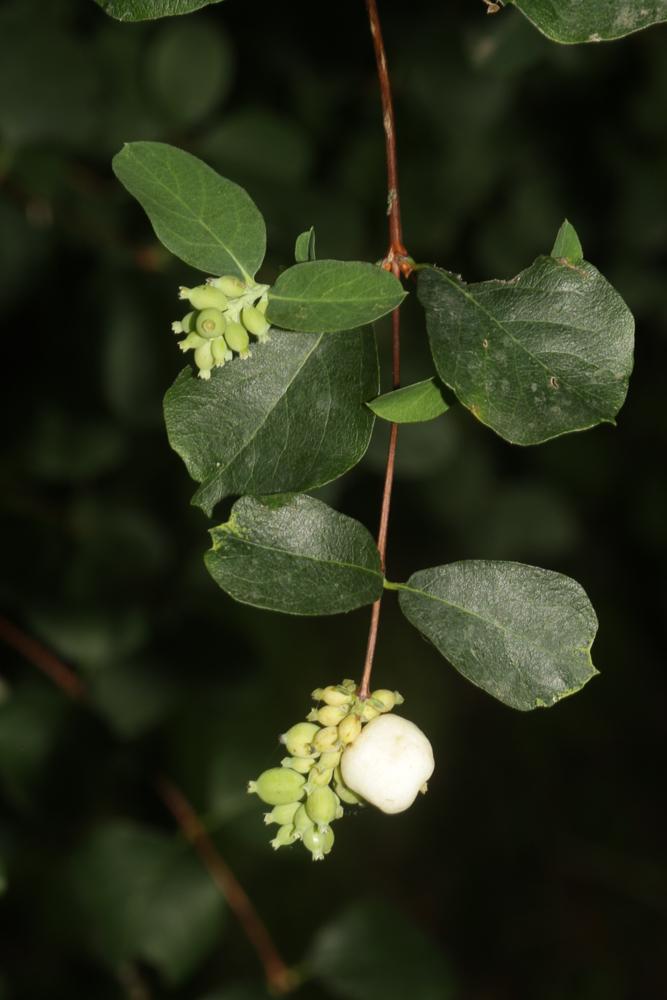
xmin=1 ymin=1 xmax=666 ymax=998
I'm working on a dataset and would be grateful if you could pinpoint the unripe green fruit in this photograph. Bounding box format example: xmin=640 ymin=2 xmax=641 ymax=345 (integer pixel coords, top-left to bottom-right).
xmin=172 ymin=311 xmax=196 ymax=334
xmin=211 ymin=337 xmax=232 ymax=366
xmin=317 ymin=705 xmax=348 ymax=727
xmin=370 ymin=689 xmax=403 ymax=712
xmin=264 ymin=801 xmax=301 ymax=826
xmin=242 ymin=304 xmax=270 ymax=339
xmin=256 ymin=296 xmax=268 ymax=315
xmin=321 ymin=685 xmax=353 ymax=707
xmin=210 ymin=275 xmax=246 ymax=298
xmin=179 ymin=284 xmax=228 ymax=311
xmin=312 ymin=726 xmax=340 ymax=752
xmin=178 ymin=332 xmax=205 ymax=353
xmin=194 ymin=341 xmax=214 ymax=379
xmin=281 ymin=722 xmax=319 ymax=758
xmin=196 ymin=307 xmax=226 ymax=339
xmin=248 ymin=767 xmax=306 ymax=806
xmin=341 ymin=679 xmax=357 ymax=692
xmin=338 ymin=714 xmax=362 ymax=745
xmin=308 ymin=767 xmax=334 ymax=787
xmin=281 ymin=755 xmax=315 ymax=774
xmin=359 ymin=701 xmax=379 ymax=722
xmin=302 ymin=824 xmax=334 ymax=861
xmin=318 ymin=749 xmax=342 ymax=770
xmin=225 ymin=321 xmax=250 ymax=357
xmin=334 ymin=766 xmax=364 ymax=805
xmin=306 ymin=785 xmax=338 ymax=826
xmin=270 ymin=824 xmax=298 ymax=850
xmin=293 ymin=804 xmax=314 ymax=837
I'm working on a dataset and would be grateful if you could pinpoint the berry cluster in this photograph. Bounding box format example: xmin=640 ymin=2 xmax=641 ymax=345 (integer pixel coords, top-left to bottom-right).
xmin=172 ymin=275 xmax=271 ymax=380
xmin=248 ymin=680 xmax=404 ymax=861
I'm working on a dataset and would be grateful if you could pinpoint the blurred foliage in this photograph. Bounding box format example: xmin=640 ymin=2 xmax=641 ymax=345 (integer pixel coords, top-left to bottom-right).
xmin=1 ymin=0 xmax=666 ymax=998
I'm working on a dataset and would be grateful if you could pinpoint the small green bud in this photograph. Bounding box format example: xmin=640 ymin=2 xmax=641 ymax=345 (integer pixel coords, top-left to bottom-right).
xmin=302 ymin=823 xmax=335 ymax=861
xmin=248 ymin=767 xmax=306 ymax=806
xmin=178 ymin=331 xmax=205 ymax=353
xmin=280 ymin=722 xmax=320 ymax=758
xmin=293 ymin=804 xmax=314 ymax=837
xmin=318 ymin=749 xmax=342 ymax=770
xmin=306 ymin=785 xmax=338 ymax=826
xmin=321 ymin=685 xmax=353 ymax=707
xmin=263 ymin=801 xmax=301 ymax=826
xmin=270 ymin=824 xmax=298 ymax=850
xmin=210 ymin=275 xmax=247 ymax=298
xmin=179 ymin=284 xmax=228 ymax=311
xmin=311 ymin=688 xmax=324 ymax=701
xmin=196 ymin=307 xmax=226 ymax=339
xmin=194 ymin=341 xmax=214 ymax=379
xmin=312 ymin=726 xmax=340 ymax=752
xmin=211 ymin=336 xmax=232 ymax=366
xmin=341 ymin=679 xmax=357 ymax=692
xmin=317 ymin=704 xmax=349 ymax=727
xmin=281 ymin=755 xmax=315 ymax=774
xmin=242 ymin=304 xmax=270 ymax=341
xmin=172 ymin=311 xmax=196 ymax=334
xmin=370 ymin=689 xmax=402 ymax=712
xmin=338 ymin=714 xmax=362 ymax=745
xmin=225 ymin=320 xmax=251 ymax=358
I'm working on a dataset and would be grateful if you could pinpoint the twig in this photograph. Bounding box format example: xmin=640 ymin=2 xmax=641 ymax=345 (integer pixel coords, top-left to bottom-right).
xmin=359 ymin=0 xmax=405 ymax=700
xmin=0 ymin=614 xmax=85 ymax=701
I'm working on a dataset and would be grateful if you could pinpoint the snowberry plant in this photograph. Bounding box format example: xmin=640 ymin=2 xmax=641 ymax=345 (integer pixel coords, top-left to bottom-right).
xmin=99 ymin=0 xmax=660 ymax=857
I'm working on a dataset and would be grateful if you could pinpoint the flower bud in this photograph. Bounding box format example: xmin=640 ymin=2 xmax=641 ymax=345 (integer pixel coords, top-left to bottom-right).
xmin=312 ymin=726 xmax=339 ymax=752
xmin=172 ymin=311 xmax=196 ymax=334
xmin=225 ymin=321 xmax=251 ymax=358
xmin=270 ymin=824 xmax=298 ymax=850
xmin=338 ymin=714 xmax=362 ymax=745
xmin=263 ymin=801 xmax=301 ymax=826
xmin=248 ymin=767 xmax=306 ymax=806
xmin=242 ymin=305 xmax=270 ymax=341
xmin=281 ymin=755 xmax=315 ymax=774
xmin=194 ymin=341 xmax=214 ymax=379
xmin=321 ymin=685 xmax=353 ymax=707
xmin=210 ymin=275 xmax=246 ymax=298
xmin=302 ymin=823 xmax=334 ymax=861
xmin=211 ymin=336 xmax=232 ymax=366
xmin=196 ymin=307 xmax=226 ymax=340
xmin=306 ymin=785 xmax=338 ymax=826
xmin=178 ymin=332 xmax=205 ymax=353
xmin=317 ymin=705 xmax=348 ymax=727
xmin=179 ymin=284 xmax=228 ymax=311
xmin=280 ymin=722 xmax=320 ymax=758
xmin=341 ymin=679 xmax=357 ymax=692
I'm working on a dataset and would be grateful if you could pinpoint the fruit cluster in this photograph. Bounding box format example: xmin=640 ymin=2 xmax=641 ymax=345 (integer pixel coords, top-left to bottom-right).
xmin=172 ymin=275 xmax=271 ymax=380
xmin=247 ymin=680 xmax=404 ymax=860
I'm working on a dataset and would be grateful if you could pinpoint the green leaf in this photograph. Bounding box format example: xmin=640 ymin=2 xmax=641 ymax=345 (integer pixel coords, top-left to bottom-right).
xmin=508 ymin=1 xmax=667 ymax=43
xmin=397 ymin=561 xmax=598 ymax=711
xmin=418 ymin=236 xmax=634 ymax=445
xmin=64 ymin=821 xmax=224 ymax=984
xmin=308 ymin=899 xmax=455 ymax=1000
xmin=294 ymin=226 xmax=316 ymax=263
xmin=95 ymin=0 xmax=224 ymax=20
xmin=205 ymin=494 xmax=383 ymax=615
xmin=367 ymin=378 xmax=449 ymax=424
xmin=112 ymin=142 xmax=266 ymax=279
xmin=551 ymin=218 xmax=583 ymax=264
xmin=266 ymin=261 xmax=406 ymax=333
xmin=164 ymin=327 xmax=378 ymax=516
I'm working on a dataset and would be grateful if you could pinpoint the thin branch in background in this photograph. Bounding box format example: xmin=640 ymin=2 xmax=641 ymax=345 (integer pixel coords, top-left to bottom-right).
xmin=0 ymin=614 xmax=85 ymax=701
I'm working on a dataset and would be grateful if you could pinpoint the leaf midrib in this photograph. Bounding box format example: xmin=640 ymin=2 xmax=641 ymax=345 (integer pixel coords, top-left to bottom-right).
xmin=212 ymin=533 xmax=383 ymax=584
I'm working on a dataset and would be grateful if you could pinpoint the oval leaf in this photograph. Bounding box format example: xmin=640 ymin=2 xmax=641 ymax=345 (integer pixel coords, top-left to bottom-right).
xmin=95 ymin=0 xmax=224 ymax=20
xmin=367 ymin=378 xmax=449 ymax=424
xmin=397 ymin=561 xmax=598 ymax=711
xmin=509 ymin=0 xmax=667 ymax=43
xmin=164 ymin=328 xmax=378 ymax=516
xmin=418 ymin=241 xmax=634 ymax=445
xmin=266 ymin=261 xmax=406 ymax=333
xmin=206 ymin=494 xmax=384 ymax=615
xmin=112 ymin=142 xmax=266 ymax=279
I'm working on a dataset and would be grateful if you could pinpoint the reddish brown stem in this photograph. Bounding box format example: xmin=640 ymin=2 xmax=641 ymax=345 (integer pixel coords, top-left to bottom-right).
xmin=0 ymin=614 xmax=86 ymax=701
xmin=359 ymin=0 xmax=405 ymax=700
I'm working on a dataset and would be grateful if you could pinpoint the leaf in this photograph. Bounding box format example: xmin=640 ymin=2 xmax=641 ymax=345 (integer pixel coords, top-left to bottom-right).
xmin=95 ymin=0 xmax=224 ymax=20
xmin=367 ymin=378 xmax=449 ymax=424
xmin=294 ymin=226 xmax=316 ymax=263
xmin=508 ymin=1 xmax=667 ymax=43
xmin=205 ymin=494 xmax=383 ymax=615
xmin=164 ymin=327 xmax=378 ymax=516
xmin=266 ymin=261 xmax=406 ymax=333
xmin=550 ymin=218 xmax=583 ymax=264
xmin=418 ymin=230 xmax=634 ymax=445
xmin=112 ymin=142 xmax=266 ymax=279
xmin=308 ymin=899 xmax=455 ymax=1000
xmin=64 ymin=821 xmax=225 ymax=984
xmin=397 ymin=561 xmax=598 ymax=711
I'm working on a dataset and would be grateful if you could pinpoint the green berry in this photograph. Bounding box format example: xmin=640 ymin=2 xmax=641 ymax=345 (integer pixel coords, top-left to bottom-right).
xmin=242 ymin=304 xmax=270 ymax=341
xmin=270 ymin=824 xmax=298 ymax=850
xmin=225 ymin=321 xmax=251 ymax=358
xmin=312 ymin=726 xmax=340 ymax=752
xmin=318 ymin=749 xmax=342 ymax=770
xmin=211 ymin=336 xmax=232 ymax=366
xmin=321 ymin=685 xmax=353 ymax=707
xmin=317 ymin=704 xmax=348 ymax=727
xmin=179 ymin=284 xmax=228 ymax=311
xmin=280 ymin=722 xmax=319 ymax=758
xmin=302 ymin=824 xmax=334 ymax=861
xmin=248 ymin=767 xmax=306 ymax=806
xmin=307 ymin=767 xmax=334 ymax=788
xmin=263 ymin=801 xmax=301 ymax=826
xmin=194 ymin=341 xmax=214 ymax=379
xmin=196 ymin=307 xmax=226 ymax=339
xmin=370 ymin=689 xmax=402 ymax=712
xmin=210 ymin=275 xmax=247 ymax=298
xmin=281 ymin=755 xmax=315 ymax=774
xmin=305 ymin=785 xmax=338 ymax=826
xmin=334 ymin=766 xmax=364 ymax=805
xmin=359 ymin=701 xmax=379 ymax=722
xmin=178 ymin=331 xmax=205 ymax=353
xmin=293 ymin=804 xmax=314 ymax=837
xmin=172 ymin=311 xmax=196 ymax=334
xmin=338 ymin=714 xmax=362 ymax=745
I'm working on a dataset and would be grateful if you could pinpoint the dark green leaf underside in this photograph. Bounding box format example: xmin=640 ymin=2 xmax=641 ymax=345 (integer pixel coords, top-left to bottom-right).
xmin=164 ymin=327 xmax=378 ymax=516
xmin=206 ymin=494 xmax=383 ymax=615
xmin=510 ymin=0 xmax=667 ymax=43
xmin=398 ymin=560 xmax=598 ymax=711
xmin=95 ymin=0 xmax=224 ymax=21
xmin=367 ymin=378 xmax=449 ymax=424
xmin=418 ymin=253 xmax=634 ymax=445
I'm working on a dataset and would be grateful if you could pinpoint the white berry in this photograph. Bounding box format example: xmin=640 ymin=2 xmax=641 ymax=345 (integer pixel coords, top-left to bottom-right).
xmin=339 ymin=713 xmax=434 ymax=814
